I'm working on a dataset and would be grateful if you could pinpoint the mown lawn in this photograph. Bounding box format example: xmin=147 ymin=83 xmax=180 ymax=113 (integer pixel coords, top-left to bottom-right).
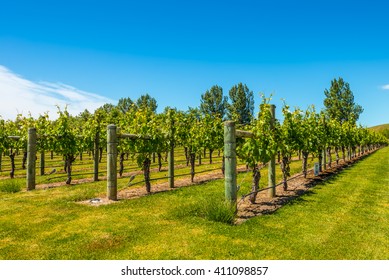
xmin=0 ymin=147 xmax=388 ymax=260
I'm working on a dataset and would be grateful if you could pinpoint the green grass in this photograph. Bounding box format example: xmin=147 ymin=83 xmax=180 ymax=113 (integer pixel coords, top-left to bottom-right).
xmin=0 ymin=147 xmax=388 ymax=260
xmin=0 ymin=180 xmax=22 ymax=193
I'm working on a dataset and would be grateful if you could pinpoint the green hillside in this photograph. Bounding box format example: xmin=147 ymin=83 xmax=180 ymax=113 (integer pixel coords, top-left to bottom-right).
xmin=369 ymin=123 xmax=389 ymax=131
xmin=369 ymin=123 xmax=389 ymax=139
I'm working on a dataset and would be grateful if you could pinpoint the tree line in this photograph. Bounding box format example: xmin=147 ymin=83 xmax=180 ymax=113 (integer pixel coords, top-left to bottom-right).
xmin=0 ymin=77 xmax=387 ymax=195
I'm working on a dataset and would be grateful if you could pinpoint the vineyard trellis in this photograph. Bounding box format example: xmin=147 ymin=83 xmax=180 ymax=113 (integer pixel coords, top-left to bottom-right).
xmin=1 ymin=100 xmax=388 ymax=214
xmin=106 ymin=124 xmax=154 ymax=200
xmin=224 ymin=104 xmax=277 ymax=211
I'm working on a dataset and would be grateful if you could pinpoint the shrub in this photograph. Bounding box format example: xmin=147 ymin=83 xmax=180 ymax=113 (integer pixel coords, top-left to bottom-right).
xmin=0 ymin=180 xmax=22 ymax=193
xmin=202 ymin=199 xmax=236 ymax=225
xmin=172 ymin=198 xmax=236 ymax=225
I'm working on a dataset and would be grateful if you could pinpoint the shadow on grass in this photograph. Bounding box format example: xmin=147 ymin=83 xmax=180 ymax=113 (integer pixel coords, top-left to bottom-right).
xmin=236 ymin=151 xmax=376 ymax=224
xmin=237 ymin=190 xmax=317 ymax=220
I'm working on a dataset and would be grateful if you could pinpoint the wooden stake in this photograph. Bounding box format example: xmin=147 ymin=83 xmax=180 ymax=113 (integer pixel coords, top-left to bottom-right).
xmin=94 ymin=131 xmax=99 ymax=181
xmin=27 ymin=128 xmax=37 ymax=191
xmin=168 ymin=144 xmax=174 ymax=188
xmin=224 ymin=121 xmax=237 ymax=207
xmin=107 ymin=125 xmax=117 ymax=200
xmin=268 ymin=104 xmax=276 ymax=198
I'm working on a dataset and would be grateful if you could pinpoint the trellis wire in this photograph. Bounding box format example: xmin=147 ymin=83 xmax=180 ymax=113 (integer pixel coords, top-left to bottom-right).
xmin=237 ymin=166 xmax=315 ymax=206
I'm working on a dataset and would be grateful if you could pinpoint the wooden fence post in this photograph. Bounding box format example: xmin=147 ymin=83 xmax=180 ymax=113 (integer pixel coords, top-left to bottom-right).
xmin=268 ymin=104 xmax=276 ymax=198
xmin=94 ymin=131 xmax=100 ymax=182
xmin=168 ymin=110 xmax=175 ymax=188
xmin=107 ymin=125 xmax=118 ymax=200
xmin=27 ymin=128 xmax=37 ymax=191
xmin=168 ymin=128 xmax=174 ymax=189
xmin=168 ymin=144 xmax=174 ymax=188
xmin=224 ymin=121 xmax=237 ymax=207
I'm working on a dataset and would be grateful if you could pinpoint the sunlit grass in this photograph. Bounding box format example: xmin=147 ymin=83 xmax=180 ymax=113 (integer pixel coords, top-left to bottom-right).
xmin=0 ymin=147 xmax=387 ymax=259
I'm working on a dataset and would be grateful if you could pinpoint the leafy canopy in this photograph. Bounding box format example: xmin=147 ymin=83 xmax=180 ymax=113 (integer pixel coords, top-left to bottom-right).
xmin=323 ymin=77 xmax=363 ymax=124
xmin=227 ymin=83 xmax=254 ymax=125
xmin=200 ymin=85 xmax=228 ymax=119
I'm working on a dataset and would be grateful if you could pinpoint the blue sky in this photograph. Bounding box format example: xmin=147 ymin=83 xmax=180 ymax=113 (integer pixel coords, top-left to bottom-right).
xmin=1 ymin=0 xmax=388 ymax=126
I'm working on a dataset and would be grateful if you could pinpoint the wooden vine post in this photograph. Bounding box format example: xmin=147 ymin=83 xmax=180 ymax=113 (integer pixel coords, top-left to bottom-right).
xmin=93 ymin=131 xmax=100 ymax=182
xmin=27 ymin=127 xmax=37 ymax=191
xmin=224 ymin=104 xmax=276 ymax=209
xmin=168 ymin=127 xmax=174 ymax=189
xmin=268 ymin=104 xmax=276 ymax=198
xmin=224 ymin=121 xmax=237 ymax=207
xmin=107 ymin=124 xmax=153 ymax=200
xmin=166 ymin=109 xmax=175 ymax=188
xmin=107 ymin=124 xmax=118 ymax=200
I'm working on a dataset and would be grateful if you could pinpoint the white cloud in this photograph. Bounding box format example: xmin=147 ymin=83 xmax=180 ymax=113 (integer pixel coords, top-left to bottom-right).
xmin=381 ymin=84 xmax=389 ymax=90
xmin=0 ymin=65 xmax=115 ymax=120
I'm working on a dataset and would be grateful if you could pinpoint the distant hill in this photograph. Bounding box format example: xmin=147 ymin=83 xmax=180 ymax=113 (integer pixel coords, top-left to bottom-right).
xmin=369 ymin=123 xmax=389 ymax=139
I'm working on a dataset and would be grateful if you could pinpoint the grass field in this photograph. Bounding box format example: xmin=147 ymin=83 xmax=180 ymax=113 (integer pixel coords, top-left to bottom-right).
xmin=0 ymin=147 xmax=388 ymax=260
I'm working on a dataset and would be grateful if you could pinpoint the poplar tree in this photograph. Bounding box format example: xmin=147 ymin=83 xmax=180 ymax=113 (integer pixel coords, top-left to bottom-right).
xmin=117 ymin=97 xmax=134 ymax=114
xmin=136 ymin=94 xmax=157 ymax=113
xmin=227 ymin=83 xmax=254 ymax=125
xmin=323 ymin=77 xmax=363 ymax=124
xmin=200 ymin=85 xmax=228 ymax=119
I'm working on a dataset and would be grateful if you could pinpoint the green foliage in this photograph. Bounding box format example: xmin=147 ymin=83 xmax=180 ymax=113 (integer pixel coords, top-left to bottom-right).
xmin=369 ymin=124 xmax=389 ymax=140
xmin=174 ymin=110 xmax=224 ymax=156
xmin=237 ymin=95 xmax=277 ymax=168
xmin=35 ymin=113 xmax=52 ymax=152
xmin=117 ymin=97 xmax=134 ymax=114
xmin=161 ymin=108 xmax=176 ymax=146
xmin=279 ymin=102 xmax=303 ymax=156
xmin=200 ymin=114 xmax=224 ymax=153
xmin=0 ymin=91 xmax=386 ymax=188
xmin=0 ymin=116 xmax=7 ymax=152
xmin=2 ymin=116 xmax=25 ymax=152
xmin=227 ymin=83 xmax=254 ymax=125
xmin=326 ymin=118 xmax=342 ymax=148
xmin=299 ymin=106 xmax=320 ymax=155
xmin=119 ymin=108 xmax=165 ymax=167
xmin=323 ymin=77 xmax=363 ymax=124
xmin=177 ymin=110 xmax=202 ymax=154
xmin=200 ymin=85 xmax=228 ymax=119
xmin=51 ymin=108 xmax=78 ymax=157
xmin=97 ymin=103 xmax=117 ymax=114
xmin=136 ymin=94 xmax=157 ymax=113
